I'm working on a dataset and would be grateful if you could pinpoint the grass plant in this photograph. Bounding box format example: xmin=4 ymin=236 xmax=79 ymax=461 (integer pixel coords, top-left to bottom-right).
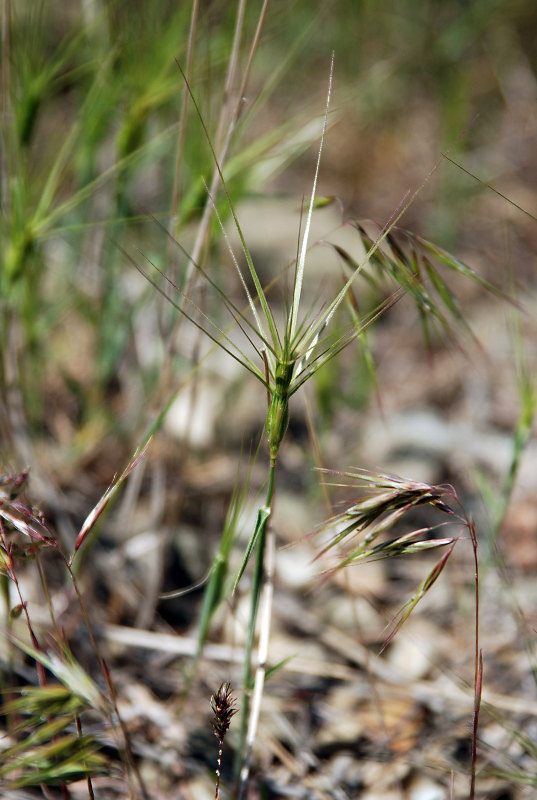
xmin=132 ymin=53 xmax=496 ymax=797
xmin=129 ymin=50 xmax=491 ymax=795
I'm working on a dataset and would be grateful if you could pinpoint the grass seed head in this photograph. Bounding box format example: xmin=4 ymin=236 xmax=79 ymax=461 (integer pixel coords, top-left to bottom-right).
xmin=266 ymin=359 xmax=295 ymax=464
xmin=210 ymin=682 xmax=237 ymax=742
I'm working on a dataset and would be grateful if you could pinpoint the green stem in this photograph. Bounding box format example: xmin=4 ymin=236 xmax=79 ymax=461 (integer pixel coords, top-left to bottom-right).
xmin=235 ymin=462 xmax=276 ymax=783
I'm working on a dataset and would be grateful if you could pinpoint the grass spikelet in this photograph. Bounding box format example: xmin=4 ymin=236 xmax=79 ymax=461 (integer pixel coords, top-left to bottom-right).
xmin=0 ymin=682 xmax=109 ymax=789
xmin=210 ymin=682 xmax=238 ymax=800
xmin=316 ymin=470 xmax=472 ymax=647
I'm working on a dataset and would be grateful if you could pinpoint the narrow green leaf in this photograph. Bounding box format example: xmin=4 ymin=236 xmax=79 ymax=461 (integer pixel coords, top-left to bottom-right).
xmin=266 ymin=655 xmax=295 ymax=681
xmin=380 ymin=543 xmax=455 ymax=652
xmin=289 ymin=53 xmax=333 ymax=343
xmin=233 ymin=506 xmax=271 ymax=593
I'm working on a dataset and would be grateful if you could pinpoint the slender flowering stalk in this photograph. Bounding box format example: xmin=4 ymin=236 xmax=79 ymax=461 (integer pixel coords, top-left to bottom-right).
xmin=210 ymin=682 xmax=237 ymax=800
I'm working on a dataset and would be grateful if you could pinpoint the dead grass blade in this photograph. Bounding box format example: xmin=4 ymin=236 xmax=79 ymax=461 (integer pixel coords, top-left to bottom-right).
xmin=70 ymin=441 xmax=150 ymax=564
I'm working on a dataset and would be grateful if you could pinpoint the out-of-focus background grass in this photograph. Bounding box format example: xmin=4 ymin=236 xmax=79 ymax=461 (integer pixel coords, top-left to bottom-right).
xmin=3 ymin=0 xmax=536 ymax=463
xmin=2 ymin=0 xmax=536 ymax=466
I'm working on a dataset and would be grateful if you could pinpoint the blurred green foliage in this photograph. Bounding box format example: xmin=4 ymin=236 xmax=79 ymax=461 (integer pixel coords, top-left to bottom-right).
xmin=1 ymin=0 xmax=535 ymax=455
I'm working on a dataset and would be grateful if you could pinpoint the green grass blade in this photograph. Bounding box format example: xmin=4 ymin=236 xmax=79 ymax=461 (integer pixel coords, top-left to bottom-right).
xmin=175 ymin=61 xmax=280 ymax=351
xmin=288 ymin=53 xmax=333 ymax=344
xmin=233 ymin=505 xmax=271 ymax=593
xmin=30 ymin=48 xmax=116 ymax=229
xmin=380 ymin=543 xmax=455 ymax=653
xmin=32 ymin=123 xmax=178 ymax=238
xmin=265 ymin=655 xmax=295 ymax=681
xmin=193 ymin=453 xmax=259 ymax=664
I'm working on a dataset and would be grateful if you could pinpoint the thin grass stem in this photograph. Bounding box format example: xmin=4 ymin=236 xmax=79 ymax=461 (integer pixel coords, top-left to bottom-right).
xmin=74 ymin=714 xmax=95 ymax=800
xmin=469 ymin=519 xmax=481 ymax=800
xmin=169 ymin=0 xmax=200 ymax=237
xmin=237 ymin=462 xmax=276 ymax=798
